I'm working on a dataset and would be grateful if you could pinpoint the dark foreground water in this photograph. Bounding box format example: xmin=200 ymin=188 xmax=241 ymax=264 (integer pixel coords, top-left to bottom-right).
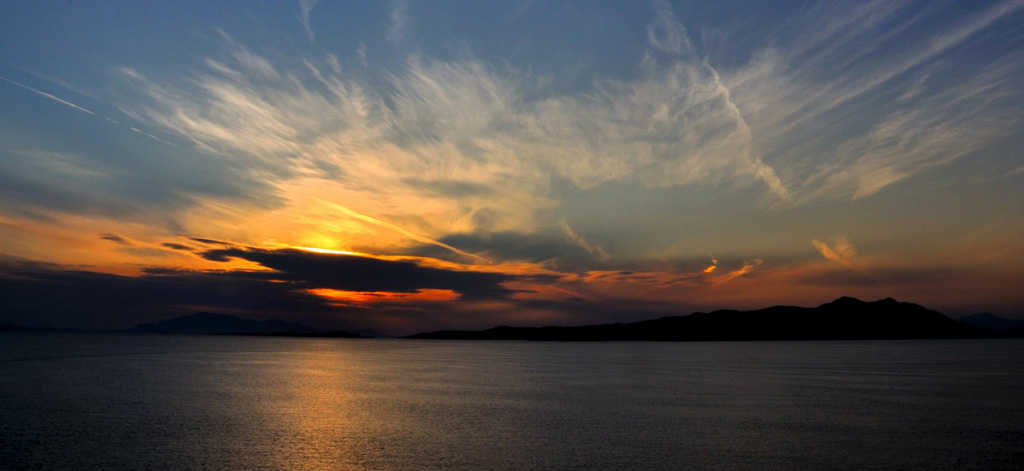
xmin=1 ymin=333 xmax=1022 ymax=470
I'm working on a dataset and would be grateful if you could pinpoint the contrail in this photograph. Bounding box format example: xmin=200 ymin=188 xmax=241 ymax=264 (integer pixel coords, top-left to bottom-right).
xmin=0 ymin=74 xmax=175 ymax=147
xmin=0 ymin=74 xmax=96 ymax=115
xmin=317 ymin=199 xmax=490 ymax=263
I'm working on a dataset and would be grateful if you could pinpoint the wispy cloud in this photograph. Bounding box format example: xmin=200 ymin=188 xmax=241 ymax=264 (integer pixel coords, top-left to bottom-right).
xmin=357 ymin=43 xmax=368 ymax=68
xmin=640 ymin=1 xmax=790 ymax=201
xmin=713 ymin=259 xmax=762 ymax=286
xmin=387 ymin=0 xmax=408 ymax=44
xmin=647 ymin=0 xmax=692 ymax=56
xmin=578 ymin=257 xmax=762 ymax=290
xmin=118 ymin=28 xmax=794 ymax=254
xmin=99 ymin=233 xmax=132 ymax=245
xmin=703 ymin=258 xmax=717 ymax=274
xmin=560 ymin=219 xmax=609 ymax=260
xmin=812 ymin=237 xmax=862 ymax=270
xmin=104 ymin=2 xmax=1022 ymax=272
xmin=723 ymin=0 xmax=1024 ymax=202
xmin=298 ymin=0 xmax=319 ymax=44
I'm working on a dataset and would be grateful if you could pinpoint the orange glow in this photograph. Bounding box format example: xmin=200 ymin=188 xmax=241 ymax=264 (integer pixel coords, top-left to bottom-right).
xmin=703 ymin=258 xmax=718 ymax=274
xmin=291 ymin=246 xmax=365 ymax=256
xmin=307 ymin=288 xmax=460 ymax=305
xmin=582 ymin=270 xmax=699 ymax=287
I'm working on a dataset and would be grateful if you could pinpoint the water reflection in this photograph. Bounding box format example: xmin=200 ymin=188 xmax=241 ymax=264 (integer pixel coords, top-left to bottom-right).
xmin=1 ymin=335 xmax=1022 ymax=470
xmin=242 ymin=343 xmax=362 ymax=470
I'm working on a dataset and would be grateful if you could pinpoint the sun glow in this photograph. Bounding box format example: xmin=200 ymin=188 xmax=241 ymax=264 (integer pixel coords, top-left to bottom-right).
xmin=293 ymin=246 xmax=365 ymax=256
xmin=307 ymin=288 xmax=461 ymax=305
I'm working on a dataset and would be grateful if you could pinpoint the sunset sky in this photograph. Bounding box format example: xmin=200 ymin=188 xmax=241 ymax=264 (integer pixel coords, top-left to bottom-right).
xmin=2 ymin=0 xmax=1023 ymax=334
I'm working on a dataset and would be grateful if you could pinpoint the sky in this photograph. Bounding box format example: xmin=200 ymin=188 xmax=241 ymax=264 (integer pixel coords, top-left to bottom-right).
xmin=1 ymin=0 xmax=1023 ymax=335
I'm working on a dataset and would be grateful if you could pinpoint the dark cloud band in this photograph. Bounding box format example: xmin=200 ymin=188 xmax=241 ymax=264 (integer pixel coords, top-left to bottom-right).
xmin=201 ymin=247 xmax=518 ymax=298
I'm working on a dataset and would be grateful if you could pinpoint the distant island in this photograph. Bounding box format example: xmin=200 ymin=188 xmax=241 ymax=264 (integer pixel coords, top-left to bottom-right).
xmin=4 ymin=297 xmax=1022 ymax=341
xmin=127 ymin=312 xmax=369 ymax=338
xmin=0 ymin=324 xmax=42 ymax=332
xmin=958 ymin=313 xmax=1024 ymax=334
xmin=408 ymin=297 xmax=997 ymax=342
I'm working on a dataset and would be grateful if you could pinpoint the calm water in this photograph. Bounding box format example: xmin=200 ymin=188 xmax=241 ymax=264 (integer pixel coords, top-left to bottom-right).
xmin=1 ymin=333 xmax=1021 ymax=470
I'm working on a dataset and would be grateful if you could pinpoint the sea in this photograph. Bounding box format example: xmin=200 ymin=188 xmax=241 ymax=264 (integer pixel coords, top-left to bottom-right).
xmin=1 ymin=333 xmax=1021 ymax=470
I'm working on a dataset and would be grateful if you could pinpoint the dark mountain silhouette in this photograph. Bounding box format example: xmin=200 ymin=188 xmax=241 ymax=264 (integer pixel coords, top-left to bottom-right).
xmin=959 ymin=313 xmax=1024 ymax=332
xmin=3 ymin=314 xmax=371 ymax=338
xmin=0 ymin=324 xmax=42 ymax=332
xmin=343 ymin=328 xmax=387 ymax=339
xmin=408 ymin=297 xmax=981 ymax=341
xmin=0 ymin=324 xmax=85 ymax=333
xmin=216 ymin=330 xmax=367 ymax=338
xmin=128 ymin=312 xmax=341 ymax=336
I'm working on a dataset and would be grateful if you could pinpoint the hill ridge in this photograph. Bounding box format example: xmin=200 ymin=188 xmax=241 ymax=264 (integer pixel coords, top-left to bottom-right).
xmin=407 ymin=297 xmax=980 ymax=341
xmin=129 ymin=311 xmax=326 ymax=335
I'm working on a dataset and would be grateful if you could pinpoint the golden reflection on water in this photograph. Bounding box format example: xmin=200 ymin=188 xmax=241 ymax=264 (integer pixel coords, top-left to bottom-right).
xmin=3 ymin=336 xmax=1024 ymax=470
xmin=257 ymin=345 xmax=370 ymax=470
